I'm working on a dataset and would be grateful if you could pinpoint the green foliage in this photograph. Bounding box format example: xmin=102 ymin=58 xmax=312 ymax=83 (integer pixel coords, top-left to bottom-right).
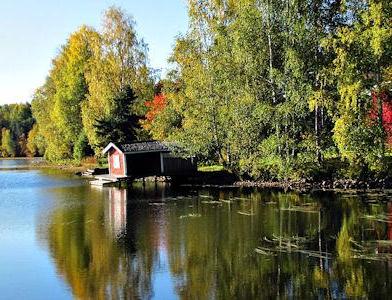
xmin=334 ymin=115 xmax=385 ymax=173
xmin=31 ymin=6 xmax=154 ymax=161
xmin=32 ymin=27 xmax=95 ymax=160
xmin=0 ymin=103 xmax=34 ymax=157
xmin=198 ymin=165 xmax=224 ymax=172
xmin=148 ymin=1 xmax=307 ymax=177
xmin=94 ymin=86 xmax=141 ymax=148
xmin=81 ymin=6 xmax=154 ymax=151
xmin=1 ymin=128 xmax=16 ymax=157
xmin=27 ymin=124 xmax=46 ymax=157
xmin=73 ymin=131 xmax=92 ymax=161
xmin=144 ymin=0 xmax=392 ymax=180
xmin=24 ymin=2 xmax=392 ymax=179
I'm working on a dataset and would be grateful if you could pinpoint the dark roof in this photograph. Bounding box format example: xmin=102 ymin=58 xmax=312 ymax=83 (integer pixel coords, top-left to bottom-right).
xmin=119 ymin=141 xmax=171 ymax=153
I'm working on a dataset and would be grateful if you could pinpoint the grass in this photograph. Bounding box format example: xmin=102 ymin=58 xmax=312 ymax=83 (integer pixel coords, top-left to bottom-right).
xmin=24 ymin=156 xmax=102 ymax=173
xmin=197 ymin=165 xmax=224 ymax=172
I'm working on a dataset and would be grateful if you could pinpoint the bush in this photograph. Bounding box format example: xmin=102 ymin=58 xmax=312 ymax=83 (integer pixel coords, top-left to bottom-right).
xmin=73 ymin=132 xmax=93 ymax=161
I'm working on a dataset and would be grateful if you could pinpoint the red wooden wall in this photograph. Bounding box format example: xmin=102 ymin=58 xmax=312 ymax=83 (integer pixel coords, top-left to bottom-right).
xmin=109 ymin=148 xmax=126 ymax=176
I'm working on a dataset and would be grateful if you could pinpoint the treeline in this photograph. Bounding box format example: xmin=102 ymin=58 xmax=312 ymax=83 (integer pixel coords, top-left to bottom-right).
xmin=145 ymin=0 xmax=392 ymax=180
xmin=0 ymin=103 xmax=35 ymax=157
xmin=30 ymin=7 xmax=154 ymax=161
xmin=30 ymin=2 xmax=392 ymax=180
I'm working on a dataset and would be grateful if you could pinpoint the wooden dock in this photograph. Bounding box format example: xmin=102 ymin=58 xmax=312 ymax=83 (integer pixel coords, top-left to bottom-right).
xmin=90 ymin=175 xmax=130 ymax=187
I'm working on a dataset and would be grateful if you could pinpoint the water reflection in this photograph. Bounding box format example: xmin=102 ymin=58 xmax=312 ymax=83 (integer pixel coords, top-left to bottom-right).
xmin=107 ymin=188 xmax=127 ymax=238
xmin=42 ymin=184 xmax=392 ymax=299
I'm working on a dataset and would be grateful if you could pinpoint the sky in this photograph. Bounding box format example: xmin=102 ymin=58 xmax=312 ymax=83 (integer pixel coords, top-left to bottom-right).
xmin=0 ymin=0 xmax=189 ymax=105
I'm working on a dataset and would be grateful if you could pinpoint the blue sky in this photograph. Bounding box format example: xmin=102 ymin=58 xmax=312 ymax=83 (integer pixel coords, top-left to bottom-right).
xmin=0 ymin=0 xmax=188 ymax=105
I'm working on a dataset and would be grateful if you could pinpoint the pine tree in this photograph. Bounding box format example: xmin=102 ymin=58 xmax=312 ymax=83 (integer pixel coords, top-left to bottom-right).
xmin=94 ymin=86 xmax=141 ymax=147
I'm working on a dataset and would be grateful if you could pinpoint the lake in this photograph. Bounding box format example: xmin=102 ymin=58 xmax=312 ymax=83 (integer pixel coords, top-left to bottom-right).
xmin=0 ymin=159 xmax=392 ymax=299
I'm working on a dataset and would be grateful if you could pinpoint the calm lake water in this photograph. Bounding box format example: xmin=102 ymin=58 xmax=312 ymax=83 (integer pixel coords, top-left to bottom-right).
xmin=1 ymin=159 xmax=392 ymax=299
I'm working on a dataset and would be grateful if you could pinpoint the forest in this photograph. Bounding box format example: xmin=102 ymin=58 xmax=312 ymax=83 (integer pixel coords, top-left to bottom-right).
xmin=0 ymin=103 xmax=35 ymax=157
xmin=4 ymin=1 xmax=391 ymax=181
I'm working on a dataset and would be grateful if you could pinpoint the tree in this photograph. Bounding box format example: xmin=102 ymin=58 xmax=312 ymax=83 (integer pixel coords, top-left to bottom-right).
xmin=1 ymin=128 xmax=15 ymax=157
xmin=0 ymin=103 xmax=35 ymax=157
xmin=323 ymin=0 xmax=392 ymax=173
xmin=31 ymin=6 xmax=155 ymax=160
xmin=51 ymin=26 xmax=96 ymax=146
xmin=143 ymin=0 xmax=391 ymax=180
xmin=31 ymin=26 xmax=96 ymax=160
xmin=27 ymin=124 xmax=45 ymax=157
xmin=73 ymin=131 xmax=93 ymax=161
xmin=94 ymin=86 xmax=141 ymax=147
xmin=147 ymin=0 xmax=338 ymax=178
xmin=82 ymin=6 xmax=154 ymax=151
xmin=142 ymin=93 xmax=167 ymax=131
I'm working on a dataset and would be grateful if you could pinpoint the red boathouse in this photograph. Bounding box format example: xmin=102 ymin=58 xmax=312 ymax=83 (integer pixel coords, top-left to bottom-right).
xmin=102 ymin=141 xmax=197 ymax=178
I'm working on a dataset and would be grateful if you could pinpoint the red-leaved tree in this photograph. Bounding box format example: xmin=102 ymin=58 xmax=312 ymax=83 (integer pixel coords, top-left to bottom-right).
xmin=369 ymin=90 xmax=392 ymax=145
xmin=143 ymin=94 xmax=167 ymax=130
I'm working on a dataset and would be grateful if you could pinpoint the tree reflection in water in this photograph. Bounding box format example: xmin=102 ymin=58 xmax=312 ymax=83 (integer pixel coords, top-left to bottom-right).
xmin=42 ymin=184 xmax=392 ymax=299
xmin=44 ymin=186 xmax=156 ymax=299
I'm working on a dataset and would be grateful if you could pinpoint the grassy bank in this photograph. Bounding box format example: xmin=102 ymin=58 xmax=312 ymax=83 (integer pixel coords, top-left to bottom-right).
xmin=198 ymin=165 xmax=225 ymax=172
xmin=27 ymin=157 xmax=103 ymax=173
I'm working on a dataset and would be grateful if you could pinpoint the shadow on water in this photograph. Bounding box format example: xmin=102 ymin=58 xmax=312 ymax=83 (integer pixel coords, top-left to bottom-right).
xmin=39 ymin=182 xmax=392 ymax=299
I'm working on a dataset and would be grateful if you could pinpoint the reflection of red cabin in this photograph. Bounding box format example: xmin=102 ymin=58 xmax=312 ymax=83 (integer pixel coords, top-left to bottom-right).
xmin=102 ymin=141 xmax=197 ymax=178
xmin=108 ymin=188 xmax=127 ymax=236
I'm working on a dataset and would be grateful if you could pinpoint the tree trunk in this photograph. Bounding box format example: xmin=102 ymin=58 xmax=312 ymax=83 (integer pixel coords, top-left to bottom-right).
xmin=376 ymin=63 xmax=385 ymax=159
xmin=315 ymin=104 xmax=322 ymax=163
xmin=267 ymin=0 xmax=276 ymax=104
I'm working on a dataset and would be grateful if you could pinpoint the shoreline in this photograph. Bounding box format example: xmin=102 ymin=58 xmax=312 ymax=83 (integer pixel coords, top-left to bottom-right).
xmin=33 ymin=161 xmax=99 ymax=174
xmin=4 ymin=158 xmax=391 ymax=193
xmin=0 ymin=157 xmax=41 ymax=160
xmin=183 ymin=171 xmax=392 ymax=192
xmin=232 ymin=179 xmax=392 ymax=192
xmin=0 ymin=157 xmax=99 ymax=174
